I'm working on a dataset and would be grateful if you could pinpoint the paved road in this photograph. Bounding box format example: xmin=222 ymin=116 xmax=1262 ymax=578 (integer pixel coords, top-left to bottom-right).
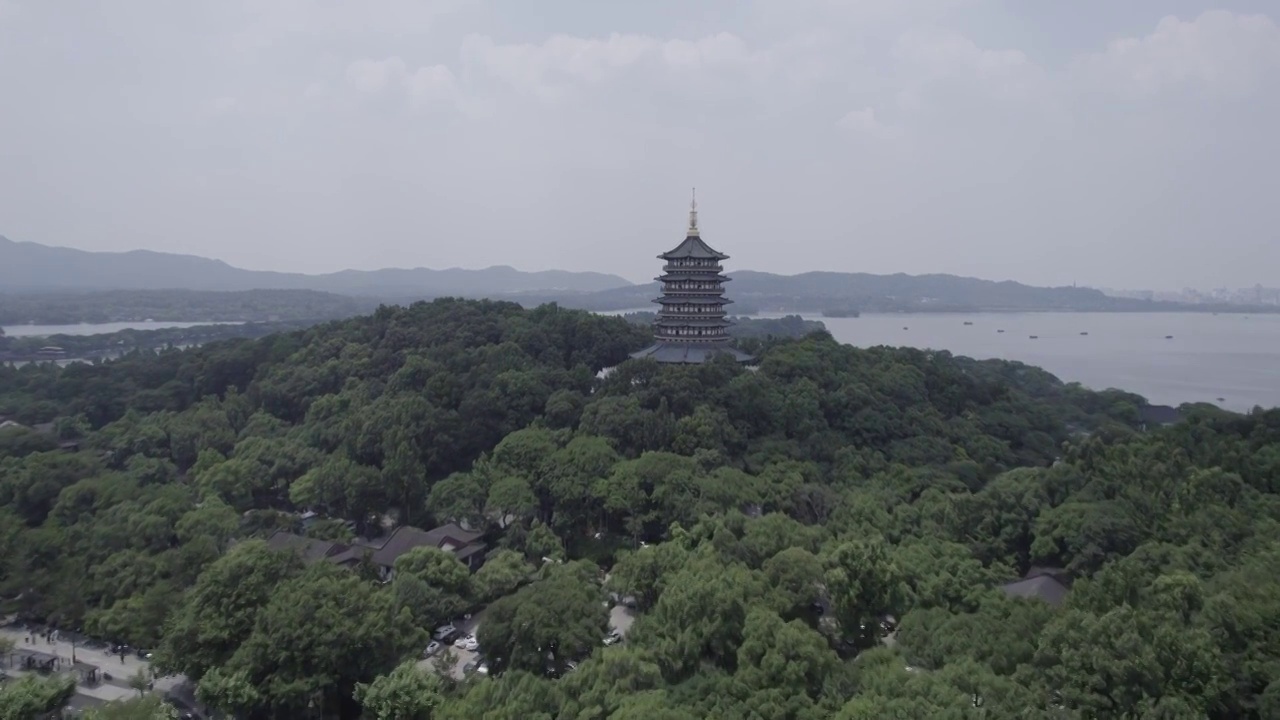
xmin=609 ymin=606 xmax=637 ymax=636
xmin=415 ymin=614 xmax=483 ymax=680
xmin=1 ymin=626 xmax=184 ymax=702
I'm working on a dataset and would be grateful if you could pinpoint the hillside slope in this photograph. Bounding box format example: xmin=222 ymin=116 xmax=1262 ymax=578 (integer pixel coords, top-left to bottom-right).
xmin=0 ymin=235 xmax=632 ymax=295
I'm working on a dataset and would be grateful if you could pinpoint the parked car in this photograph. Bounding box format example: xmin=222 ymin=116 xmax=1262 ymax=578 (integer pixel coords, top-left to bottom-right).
xmin=423 ymin=641 xmax=442 ymax=658
xmin=463 ymin=635 xmax=479 ymax=652
xmin=476 ymin=661 xmax=490 ymax=676
xmin=433 ymin=625 xmax=458 ymax=643
xmin=603 ymin=630 xmax=622 ymax=646
xmin=463 ymin=660 xmax=480 ymax=675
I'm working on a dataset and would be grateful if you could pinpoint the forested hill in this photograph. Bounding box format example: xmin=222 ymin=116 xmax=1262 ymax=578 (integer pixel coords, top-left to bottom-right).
xmin=1 ymin=299 xmax=1278 ymax=719
xmin=0 ymin=235 xmax=630 ymax=294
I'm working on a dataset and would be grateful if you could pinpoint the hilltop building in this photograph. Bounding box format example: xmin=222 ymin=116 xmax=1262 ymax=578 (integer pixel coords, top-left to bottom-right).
xmin=630 ymin=191 xmax=754 ymax=365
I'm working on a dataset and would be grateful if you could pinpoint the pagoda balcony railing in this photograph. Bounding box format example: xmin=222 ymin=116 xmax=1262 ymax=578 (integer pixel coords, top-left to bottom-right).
xmin=660 ymin=258 xmax=723 ymax=269
xmin=659 ymin=284 xmax=726 ymax=293
xmin=654 ymin=331 xmax=732 ymax=341
xmin=656 ymin=303 xmax=727 ymax=313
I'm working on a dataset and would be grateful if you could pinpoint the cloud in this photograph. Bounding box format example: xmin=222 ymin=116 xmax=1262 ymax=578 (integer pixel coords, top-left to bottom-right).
xmin=835 ymin=107 xmax=902 ymax=139
xmin=209 ymin=96 xmax=238 ymax=114
xmin=404 ymin=65 xmax=457 ymax=105
xmin=345 ymin=57 xmax=458 ymax=108
xmin=456 ymin=31 xmax=767 ymax=101
xmin=1070 ymin=11 xmax=1280 ymax=97
xmin=346 ymin=57 xmax=409 ymax=93
xmin=2 ymin=3 xmax=1278 ymax=289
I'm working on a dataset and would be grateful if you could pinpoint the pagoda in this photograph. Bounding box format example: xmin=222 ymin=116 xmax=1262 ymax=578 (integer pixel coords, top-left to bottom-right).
xmin=630 ymin=191 xmax=754 ymax=365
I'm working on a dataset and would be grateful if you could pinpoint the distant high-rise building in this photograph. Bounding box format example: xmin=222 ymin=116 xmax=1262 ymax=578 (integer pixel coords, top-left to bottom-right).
xmin=630 ymin=191 xmax=754 ymax=365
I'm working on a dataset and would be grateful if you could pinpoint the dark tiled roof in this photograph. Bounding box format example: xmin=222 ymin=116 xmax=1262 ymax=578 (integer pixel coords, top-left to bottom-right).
xmin=327 ymin=547 xmax=365 ymax=567
xmin=1025 ymin=566 xmax=1072 ymax=586
xmin=1000 ymin=575 xmax=1070 ymax=607
xmin=659 ymin=235 xmax=729 ymax=260
xmin=1139 ymin=405 xmax=1183 ymax=426
xmin=265 ymin=531 xmax=348 ymax=564
xmin=629 ymin=342 xmax=755 ymax=364
xmin=654 ymin=296 xmax=732 ymax=305
xmin=655 ymin=272 xmax=731 ymax=282
xmin=369 ymin=524 xmax=485 ymax=568
xmin=455 ymin=544 xmax=488 ymax=562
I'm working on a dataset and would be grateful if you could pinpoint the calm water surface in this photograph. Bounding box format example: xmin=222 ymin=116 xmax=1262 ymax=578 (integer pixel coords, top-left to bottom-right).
xmin=1 ymin=321 xmax=241 ymax=338
xmin=762 ymin=312 xmax=1280 ymax=411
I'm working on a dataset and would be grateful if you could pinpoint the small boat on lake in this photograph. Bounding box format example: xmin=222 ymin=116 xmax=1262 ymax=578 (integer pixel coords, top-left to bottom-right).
xmin=1029 ymin=335 xmax=1039 ymax=339
xmin=963 ymin=321 xmax=973 ymax=326
xmin=996 ymin=329 xmax=1004 ymax=333
xmin=1080 ymin=332 xmax=1089 ymax=336
xmin=1165 ymin=335 xmax=1174 ymax=339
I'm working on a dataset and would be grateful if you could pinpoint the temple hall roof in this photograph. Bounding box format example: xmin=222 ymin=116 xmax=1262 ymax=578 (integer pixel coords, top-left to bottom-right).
xmin=630 ymin=342 xmax=755 ymax=364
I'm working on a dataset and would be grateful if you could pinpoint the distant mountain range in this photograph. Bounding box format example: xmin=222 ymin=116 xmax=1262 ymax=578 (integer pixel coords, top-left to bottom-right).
xmin=2 ymin=235 xmax=1270 ymax=319
xmin=0 ymin=236 xmax=630 ymax=295
xmin=512 ymin=271 xmax=1232 ymax=314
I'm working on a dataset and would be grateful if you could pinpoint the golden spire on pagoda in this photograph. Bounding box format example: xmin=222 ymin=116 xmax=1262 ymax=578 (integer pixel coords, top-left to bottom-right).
xmin=687 ymin=187 xmax=699 ymax=237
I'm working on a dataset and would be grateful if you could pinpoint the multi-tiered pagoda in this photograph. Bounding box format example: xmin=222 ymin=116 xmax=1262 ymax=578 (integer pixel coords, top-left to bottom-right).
xmin=630 ymin=192 xmax=754 ymax=365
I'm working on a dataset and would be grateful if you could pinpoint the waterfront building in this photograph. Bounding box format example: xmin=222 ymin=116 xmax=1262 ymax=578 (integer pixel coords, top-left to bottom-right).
xmin=630 ymin=191 xmax=754 ymax=364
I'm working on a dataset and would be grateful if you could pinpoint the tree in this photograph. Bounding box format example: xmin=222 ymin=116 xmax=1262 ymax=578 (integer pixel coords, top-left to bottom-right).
xmin=213 ymin=563 xmax=424 ymax=717
xmin=472 ymin=548 xmax=531 ymax=603
xmin=1035 ymin=605 xmax=1228 ymax=716
xmin=129 ymin=667 xmax=151 ymax=696
xmin=637 ymin=556 xmax=765 ymax=679
xmin=0 ymin=675 xmax=76 ymax=720
xmin=478 ymin=561 xmax=609 ymax=676
xmin=824 ymin=537 xmax=906 ymax=649
xmin=733 ymin=608 xmax=839 ymax=716
xmin=156 ymin=539 xmax=303 ymax=680
xmin=391 ymin=546 xmax=472 ymax=625
xmin=81 ymin=696 xmax=180 ymax=719
xmin=355 ymin=661 xmax=446 ymax=720
xmin=524 ymin=521 xmax=565 ymax=563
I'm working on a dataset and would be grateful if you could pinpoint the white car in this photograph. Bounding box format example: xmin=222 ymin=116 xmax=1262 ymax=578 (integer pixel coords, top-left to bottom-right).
xmin=463 ymin=636 xmax=479 ymax=652
xmin=423 ymin=641 xmax=442 ymax=657
xmin=453 ymin=634 xmax=470 ymax=649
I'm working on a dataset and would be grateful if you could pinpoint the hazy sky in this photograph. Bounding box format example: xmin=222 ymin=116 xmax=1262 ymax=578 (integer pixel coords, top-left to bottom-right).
xmin=1 ymin=1 xmax=1277 ymax=289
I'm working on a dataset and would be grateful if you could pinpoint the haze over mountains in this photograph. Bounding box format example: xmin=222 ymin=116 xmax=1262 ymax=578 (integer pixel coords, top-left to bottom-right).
xmin=0 ymin=235 xmax=1260 ymax=317
xmin=0 ymin=235 xmax=629 ymax=295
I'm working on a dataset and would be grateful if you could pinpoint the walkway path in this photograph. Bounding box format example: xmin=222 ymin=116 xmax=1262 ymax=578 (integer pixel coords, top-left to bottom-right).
xmin=1 ymin=626 xmax=185 ymax=702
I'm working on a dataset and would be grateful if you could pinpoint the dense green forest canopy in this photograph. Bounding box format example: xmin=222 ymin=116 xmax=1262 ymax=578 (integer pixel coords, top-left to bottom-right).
xmin=1 ymin=298 xmax=1278 ymax=719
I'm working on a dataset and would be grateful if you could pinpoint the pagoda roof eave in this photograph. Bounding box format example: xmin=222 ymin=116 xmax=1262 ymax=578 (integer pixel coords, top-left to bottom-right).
xmin=652 ymin=296 xmax=733 ymax=304
xmin=658 ymin=234 xmax=730 ymax=261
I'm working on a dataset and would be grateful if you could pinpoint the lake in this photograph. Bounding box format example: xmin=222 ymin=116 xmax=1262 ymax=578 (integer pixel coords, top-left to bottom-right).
xmin=763 ymin=312 xmax=1280 ymax=412
xmin=0 ymin=321 xmax=242 ymax=338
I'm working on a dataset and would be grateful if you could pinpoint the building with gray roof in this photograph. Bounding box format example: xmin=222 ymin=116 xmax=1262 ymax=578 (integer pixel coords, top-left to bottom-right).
xmin=629 ymin=191 xmax=754 ymax=365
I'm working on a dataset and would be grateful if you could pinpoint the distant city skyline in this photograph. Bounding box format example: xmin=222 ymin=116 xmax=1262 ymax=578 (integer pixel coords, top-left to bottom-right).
xmin=1098 ymin=284 xmax=1280 ymax=306
xmin=1 ymin=1 xmax=1278 ymax=289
